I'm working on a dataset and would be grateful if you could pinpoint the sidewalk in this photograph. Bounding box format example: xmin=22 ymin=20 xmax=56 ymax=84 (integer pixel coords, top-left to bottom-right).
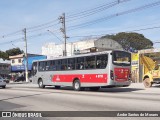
xmin=7 ymin=81 xmax=38 ymax=88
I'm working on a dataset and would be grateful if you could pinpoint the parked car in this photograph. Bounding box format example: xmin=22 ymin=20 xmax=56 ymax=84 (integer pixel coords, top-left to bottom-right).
xmin=3 ymin=77 xmax=10 ymax=83
xmin=0 ymin=76 xmax=6 ymax=88
xmin=14 ymin=76 xmax=25 ymax=82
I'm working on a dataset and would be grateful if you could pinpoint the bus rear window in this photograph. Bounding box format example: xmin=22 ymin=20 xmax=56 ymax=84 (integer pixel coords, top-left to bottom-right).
xmin=112 ymin=51 xmax=131 ymax=66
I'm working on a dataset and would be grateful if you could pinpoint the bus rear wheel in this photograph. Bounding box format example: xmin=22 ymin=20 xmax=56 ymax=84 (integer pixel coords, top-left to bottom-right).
xmin=73 ymin=80 xmax=82 ymax=91
xmin=143 ymin=78 xmax=152 ymax=88
xmin=38 ymin=79 xmax=45 ymax=88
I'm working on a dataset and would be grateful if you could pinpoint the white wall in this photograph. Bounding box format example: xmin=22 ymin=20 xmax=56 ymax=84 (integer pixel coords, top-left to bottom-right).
xmin=42 ymin=39 xmax=96 ymax=59
xmin=41 ymin=38 xmax=122 ymax=59
xmin=11 ymin=58 xmax=23 ymax=66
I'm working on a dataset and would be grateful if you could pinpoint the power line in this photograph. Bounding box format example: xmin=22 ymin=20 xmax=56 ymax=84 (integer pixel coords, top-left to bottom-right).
xmin=67 ymin=0 xmax=130 ymax=18
xmin=27 ymin=21 xmax=60 ymax=33
xmin=0 ymin=19 xmax=59 ymax=40
xmin=1 ymin=0 xmax=160 ymax=47
xmin=27 ymin=19 xmax=58 ymax=30
xmin=67 ymin=0 xmax=160 ymax=31
xmin=0 ymin=38 xmax=23 ymax=46
xmin=0 ymin=0 xmax=134 ymax=40
xmin=66 ymin=0 xmax=130 ymax=21
xmin=47 ymin=30 xmax=64 ymax=43
xmin=0 ymin=30 xmax=22 ymax=39
xmin=0 ymin=0 xmax=129 ymax=39
xmin=1 ymin=25 xmax=160 ymax=47
xmin=66 ymin=1 xmax=117 ymax=17
xmin=69 ymin=25 xmax=160 ymax=38
xmin=74 ymin=19 xmax=160 ymax=36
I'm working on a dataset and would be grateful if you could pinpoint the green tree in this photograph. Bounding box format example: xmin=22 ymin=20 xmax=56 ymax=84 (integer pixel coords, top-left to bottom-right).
xmin=0 ymin=48 xmax=24 ymax=60
xmin=101 ymin=32 xmax=153 ymax=50
xmin=0 ymin=51 xmax=8 ymax=60
xmin=5 ymin=48 xmax=24 ymax=56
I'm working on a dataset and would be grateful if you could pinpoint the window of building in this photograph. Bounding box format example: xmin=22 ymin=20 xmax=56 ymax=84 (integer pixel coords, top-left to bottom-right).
xmin=18 ymin=59 xmax=22 ymax=63
xmin=12 ymin=60 xmax=15 ymax=63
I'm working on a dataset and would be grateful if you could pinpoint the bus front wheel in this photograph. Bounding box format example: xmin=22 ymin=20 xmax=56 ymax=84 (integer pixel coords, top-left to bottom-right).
xmin=73 ymin=80 xmax=82 ymax=91
xmin=143 ymin=78 xmax=152 ymax=88
xmin=38 ymin=79 xmax=45 ymax=88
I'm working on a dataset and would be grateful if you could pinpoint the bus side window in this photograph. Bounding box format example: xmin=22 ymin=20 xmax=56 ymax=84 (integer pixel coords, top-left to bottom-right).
xmin=49 ymin=61 xmax=56 ymax=71
xmin=96 ymin=54 xmax=108 ymax=69
xmin=45 ymin=61 xmax=50 ymax=71
xmin=32 ymin=62 xmax=37 ymax=75
xmin=76 ymin=57 xmax=84 ymax=70
xmin=53 ymin=61 xmax=56 ymax=70
xmin=85 ymin=56 xmax=96 ymax=69
xmin=61 ymin=59 xmax=67 ymax=70
xmin=96 ymin=60 xmax=101 ymax=68
xmin=68 ymin=58 xmax=75 ymax=70
xmin=38 ymin=61 xmax=45 ymax=71
xmin=56 ymin=60 xmax=61 ymax=70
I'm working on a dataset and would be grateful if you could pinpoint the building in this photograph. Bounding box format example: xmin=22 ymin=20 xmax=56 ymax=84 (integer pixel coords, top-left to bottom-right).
xmin=0 ymin=59 xmax=11 ymax=77
xmin=9 ymin=54 xmax=47 ymax=77
xmin=42 ymin=38 xmax=123 ymax=59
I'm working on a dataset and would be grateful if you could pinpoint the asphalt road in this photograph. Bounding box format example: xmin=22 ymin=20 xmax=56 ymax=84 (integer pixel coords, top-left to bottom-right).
xmin=0 ymin=82 xmax=160 ymax=120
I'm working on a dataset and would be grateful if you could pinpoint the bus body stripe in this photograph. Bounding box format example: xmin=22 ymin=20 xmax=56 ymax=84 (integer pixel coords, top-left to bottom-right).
xmin=52 ymin=74 xmax=107 ymax=83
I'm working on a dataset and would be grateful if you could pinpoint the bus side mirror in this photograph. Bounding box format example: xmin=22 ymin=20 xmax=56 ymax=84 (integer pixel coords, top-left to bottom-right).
xmin=110 ymin=53 xmax=112 ymax=55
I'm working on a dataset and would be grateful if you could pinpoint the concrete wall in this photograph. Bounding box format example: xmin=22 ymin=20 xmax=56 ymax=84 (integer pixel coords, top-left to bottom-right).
xmin=11 ymin=58 xmax=23 ymax=66
xmin=94 ymin=38 xmax=123 ymax=50
xmin=42 ymin=38 xmax=122 ymax=58
xmin=42 ymin=39 xmax=96 ymax=59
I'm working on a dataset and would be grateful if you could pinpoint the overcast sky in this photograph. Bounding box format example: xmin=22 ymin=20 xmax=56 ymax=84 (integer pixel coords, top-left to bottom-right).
xmin=0 ymin=0 xmax=160 ymax=54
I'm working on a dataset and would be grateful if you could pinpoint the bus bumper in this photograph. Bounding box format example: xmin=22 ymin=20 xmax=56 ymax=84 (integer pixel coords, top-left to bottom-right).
xmin=114 ymin=81 xmax=131 ymax=86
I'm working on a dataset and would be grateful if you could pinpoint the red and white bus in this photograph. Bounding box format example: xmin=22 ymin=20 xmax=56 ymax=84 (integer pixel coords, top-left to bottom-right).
xmin=31 ymin=50 xmax=131 ymax=91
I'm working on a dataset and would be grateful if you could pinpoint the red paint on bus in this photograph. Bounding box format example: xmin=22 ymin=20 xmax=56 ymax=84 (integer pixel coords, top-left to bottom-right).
xmin=52 ymin=74 xmax=107 ymax=83
xmin=114 ymin=68 xmax=129 ymax=82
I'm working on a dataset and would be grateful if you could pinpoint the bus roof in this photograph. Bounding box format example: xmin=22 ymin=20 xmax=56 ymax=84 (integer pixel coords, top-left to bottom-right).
xmin=33 ymin=50 xmax=128 ymax=62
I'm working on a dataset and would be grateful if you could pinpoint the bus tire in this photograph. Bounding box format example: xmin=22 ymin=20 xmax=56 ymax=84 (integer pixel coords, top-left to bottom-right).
xmin=90 ymin=87 xmax=100 ymax=91
xmin=38 ymin=79 xmax=45 ymax=88
xmin=55 ymin=86 xmax=61 ymax=89
xmin=73 ymin=79 xmax=82 ymax=91
xmin=2 ymin=86 xmax=6 ymax=88
xmin=143 ymin=78 xmax=152 ymax=88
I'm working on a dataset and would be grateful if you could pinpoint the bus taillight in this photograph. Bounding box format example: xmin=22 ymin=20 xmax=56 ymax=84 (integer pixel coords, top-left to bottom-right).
xmin=128 ymin=72 xmax=131 ymax=81
xmin=110 ymin=70 xmax=114 ymax=80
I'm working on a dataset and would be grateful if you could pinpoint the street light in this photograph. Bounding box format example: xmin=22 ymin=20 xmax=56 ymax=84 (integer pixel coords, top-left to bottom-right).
xmin=47 ymin=30 xmax=69 ymax=56
xmin=47 ymin=30 xmax=64 ymax=43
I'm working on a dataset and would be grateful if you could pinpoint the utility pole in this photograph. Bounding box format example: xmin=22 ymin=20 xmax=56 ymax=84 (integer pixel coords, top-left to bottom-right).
xmin=59 ymin=13 xmax=67 ymax=56
xmin=23 ymin=28 xmax=29 ymax=82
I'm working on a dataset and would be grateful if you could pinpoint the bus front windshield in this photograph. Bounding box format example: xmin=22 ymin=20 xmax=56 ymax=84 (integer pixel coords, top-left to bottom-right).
xmin=112 ymin=51 xmax=131 ymax=66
